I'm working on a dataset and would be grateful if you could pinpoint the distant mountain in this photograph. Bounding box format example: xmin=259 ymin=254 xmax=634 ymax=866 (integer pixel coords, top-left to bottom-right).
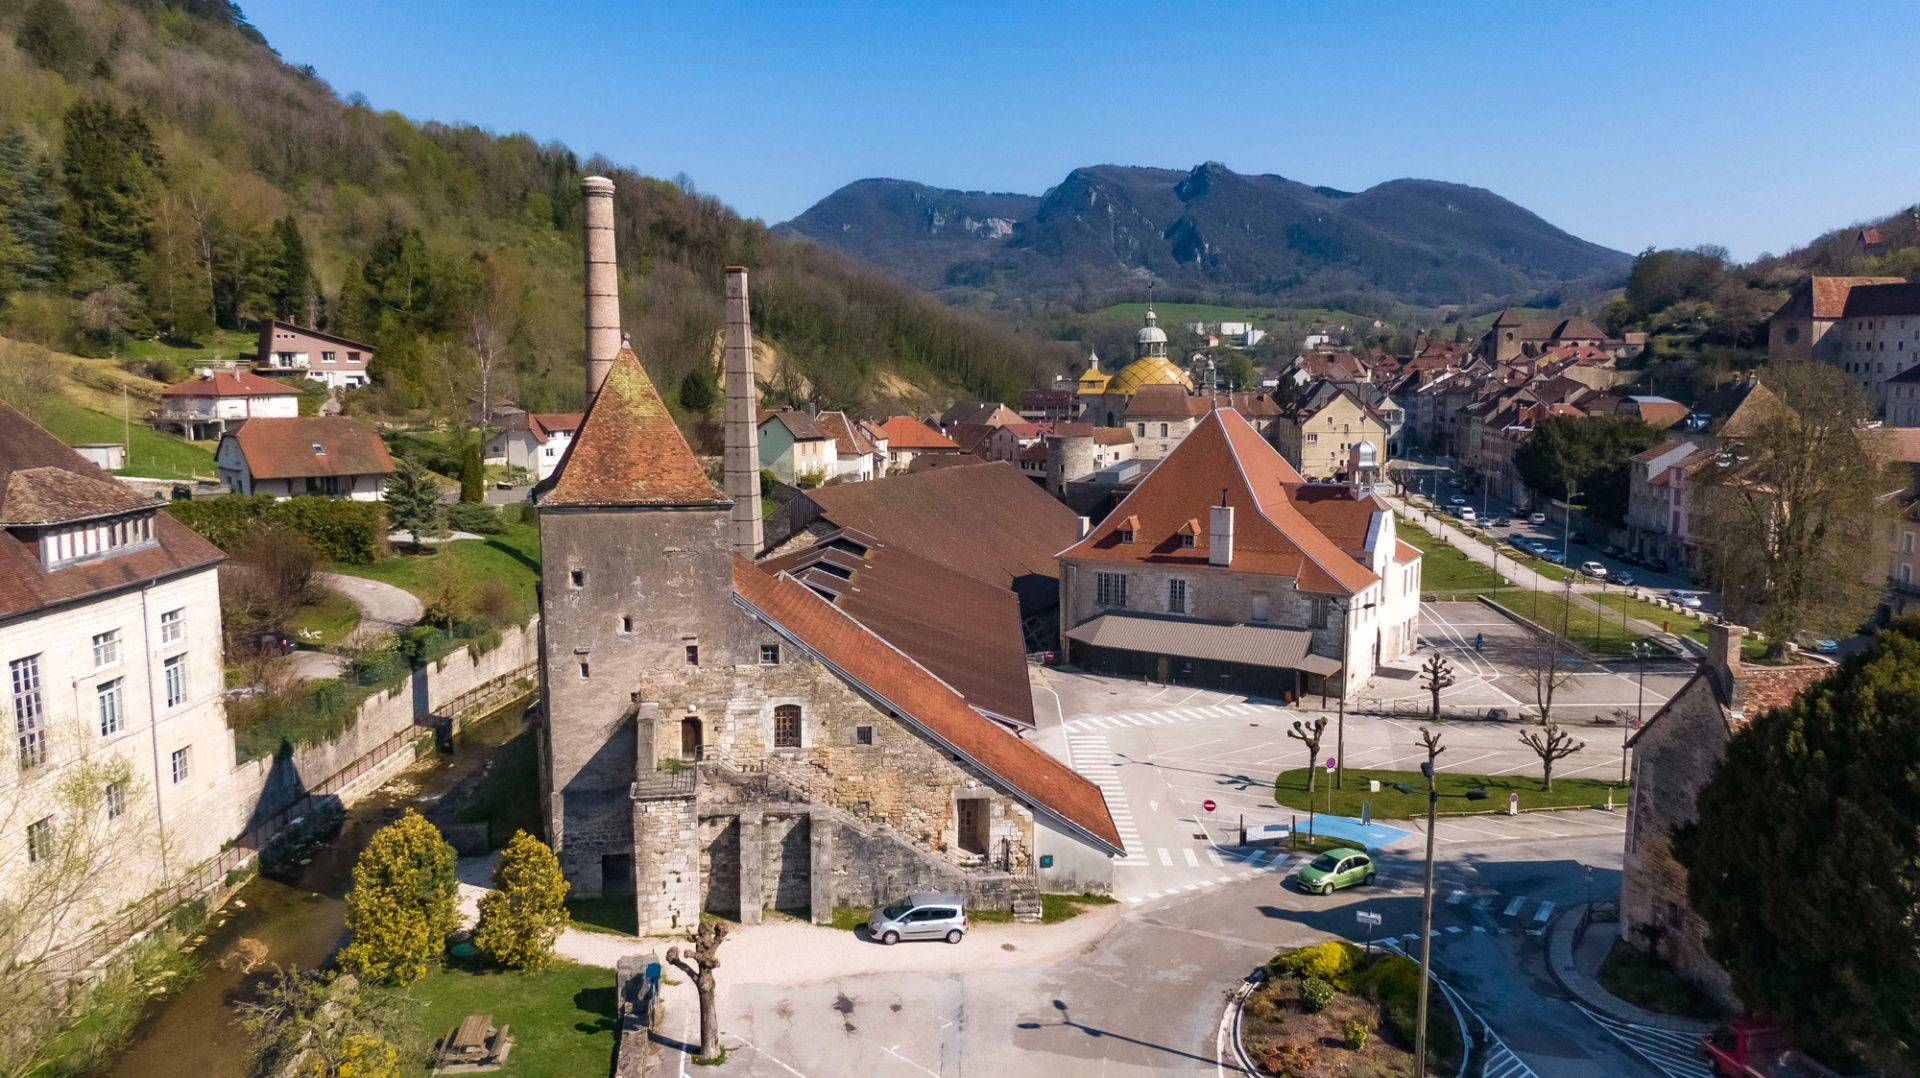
xmin=780 ymin=162 xmax=1632 ymax=307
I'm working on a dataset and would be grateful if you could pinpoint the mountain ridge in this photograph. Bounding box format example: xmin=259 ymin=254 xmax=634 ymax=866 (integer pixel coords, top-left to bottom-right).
xmin=780 ymin=162 xmax=1632 ymax=308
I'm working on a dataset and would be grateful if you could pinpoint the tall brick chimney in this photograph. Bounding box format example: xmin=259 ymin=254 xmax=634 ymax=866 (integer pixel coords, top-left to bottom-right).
xmin=723 ymin=267 xmax=763 ymax=555
xmin=582 ymin=176 xmax=620 ymax=399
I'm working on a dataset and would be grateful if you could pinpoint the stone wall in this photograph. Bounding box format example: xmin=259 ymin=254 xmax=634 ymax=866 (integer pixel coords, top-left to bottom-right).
xmin=632 ymin=794 xmax=700 ymax=935
xmin=764 ymin=812 xmax=811 ymax=912
xmin=698 ymin=816 xmax=739 ymax=914
xmin=1620 ymin=669 xmax=1738 ymax=1007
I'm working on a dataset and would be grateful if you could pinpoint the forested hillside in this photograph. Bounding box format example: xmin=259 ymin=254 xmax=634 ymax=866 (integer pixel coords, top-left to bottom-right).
xmin=0 ymin=0 xmax=1067 ymax=423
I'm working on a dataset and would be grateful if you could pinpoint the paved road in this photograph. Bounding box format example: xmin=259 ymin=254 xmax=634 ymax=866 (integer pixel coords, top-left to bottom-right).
xmin=319 ymin=572 xmax=422 ymax=633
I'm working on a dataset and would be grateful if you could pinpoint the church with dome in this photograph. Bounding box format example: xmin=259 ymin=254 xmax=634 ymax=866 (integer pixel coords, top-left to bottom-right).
xmin=1078 ymin=303 xmax=1196 ymax=427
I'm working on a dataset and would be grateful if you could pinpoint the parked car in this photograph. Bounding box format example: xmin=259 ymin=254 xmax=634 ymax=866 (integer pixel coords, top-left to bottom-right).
xmin=1814 ymin=639 xmax=1840 ymax=653
xmin=1618 ymin=551 xmax=1645 ymax=568
xmin=1541 ymin=551 xmax=1566 ymax=565
xmin=1295 ymin=848 xmax=1376 ymax=895
xmin=1701 ymin=1020 xmax=1857 ymax=1078
xmin=1449 ymin=495 xmax=1467 ymax=506
xmin=237 ymin=631 xmax=294 ymax=659
xmin=1602 ymin=545 xmax=1624 ymax=558
xmin=1613 ymin=572 xmax=1636 ymax=588
xmin=1528 ymin=512 xmax=1548 ymax=525
xmin=1647 ymin=557 xmax=1672 ymax=574
xmin=1676 ymin=594 xmax=1704 ymax=609
xmin=1492 ymin=516 xmax=1511 ymax=527
xmin=1570 ymin=531 xmax=1588 ymax=544
xmin=1579 ymin=561 xmax=1608 ymax=578
xmin=1508 ymin=535 xmax=1531 ymax=549
xmin=868 ymin=892 xmax=969 ymax=945
xmin=1458 ymin=507 xmax=1477 ymax=523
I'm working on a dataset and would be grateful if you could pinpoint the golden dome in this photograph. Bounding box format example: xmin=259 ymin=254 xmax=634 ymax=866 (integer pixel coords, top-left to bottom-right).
xmin=1109 ymin=355 xmax=1194 ymax=395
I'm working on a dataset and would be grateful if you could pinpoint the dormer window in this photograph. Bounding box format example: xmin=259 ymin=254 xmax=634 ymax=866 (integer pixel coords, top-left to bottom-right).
xmin=37 ymin=511 xmax=158 ymax=570
xmin=1116 ymin=514 xmax=1139 ymax=545
xmin=312 ymin=443 xmax=324 ymax=455
xmin=1119 ymin=528 xmax=1134 ymax=544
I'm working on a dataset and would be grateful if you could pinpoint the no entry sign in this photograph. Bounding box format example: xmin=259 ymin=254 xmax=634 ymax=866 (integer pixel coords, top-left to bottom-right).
xmin=1202 ymin=799 xmax=1217 ymax=812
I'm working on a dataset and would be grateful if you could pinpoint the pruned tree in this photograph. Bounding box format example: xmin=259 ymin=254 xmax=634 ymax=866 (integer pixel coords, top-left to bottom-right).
xmin=1514 ymin=594 xmax=1578 ymax=722
xmin=1516 ymin=722 xmax=1585 ymax=791
xmin=666 ymin=919 xmax=730 ymax=1062
xmin=1287 ymin=715 xmax=1328 ymax=794
xmin=1692 ymin=365 xmax=1891 ymax=660
xmin=1419 ymin=653 xmax=1456 ymax=719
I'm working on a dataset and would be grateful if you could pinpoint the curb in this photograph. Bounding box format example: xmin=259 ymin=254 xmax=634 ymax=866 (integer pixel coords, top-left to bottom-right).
xmin=1544 ymin=902 xmax=1715 ymax=1036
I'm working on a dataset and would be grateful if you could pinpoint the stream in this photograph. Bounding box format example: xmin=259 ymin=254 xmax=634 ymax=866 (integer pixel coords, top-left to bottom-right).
xmin=95 ymin=701 xmax=527 ymax=1078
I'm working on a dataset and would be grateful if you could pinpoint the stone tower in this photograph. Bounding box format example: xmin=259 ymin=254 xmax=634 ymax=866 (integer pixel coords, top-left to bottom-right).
xmin=1487 ymin=307 xmax=1524 ymax=365
xmin=582 ymin=176 xmax=620 ymax=399
xmin=722 ymin=267 xmax=763 ymax=555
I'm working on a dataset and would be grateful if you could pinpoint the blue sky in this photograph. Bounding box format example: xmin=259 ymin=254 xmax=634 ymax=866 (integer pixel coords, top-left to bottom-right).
xmin=246 ymin=1 xmax=1919 ymax=261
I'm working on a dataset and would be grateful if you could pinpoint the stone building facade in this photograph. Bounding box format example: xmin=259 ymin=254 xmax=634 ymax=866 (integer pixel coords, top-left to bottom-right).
xmin=1620 ymin=624 xmax=1827 ymax=1007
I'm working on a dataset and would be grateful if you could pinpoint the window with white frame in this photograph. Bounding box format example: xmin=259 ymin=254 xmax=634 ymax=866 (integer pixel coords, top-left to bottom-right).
xmin=27 ymin=816 xmax=52 ymax=863
xmin=164 ymin=655 xmax=187 ymax=708
xmin=97 ymin=678 xmax=122 ymax=736
xmin=1095 ymin=572 xmax=1127 ymax=609
xmin=1167 ymin=578 xmax=1187 ymax=615
xmin=170 ymin=746 xmax=190 ymax=784
xmin=92 ymin=629 xmax=120 ymax=668
xmin=160 ymin=608 xmax=184 ymax=645
xmin=105 ymin=781 xmax=126 ymax=819
xmin=12 ymin=655 xmax=44 ymax=769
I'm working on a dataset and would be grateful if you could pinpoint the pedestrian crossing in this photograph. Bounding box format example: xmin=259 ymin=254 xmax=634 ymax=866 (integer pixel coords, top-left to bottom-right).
xmin=1064 ymin=734 xmax=1143 ymax=860
xmin=1122 ymin=845 xmax=1302 ymax=905
xmin=1060 ymin=699 xmax=1275 ymax=733
xmin=1573 ymin=1003 xmax=1714 ymax=1078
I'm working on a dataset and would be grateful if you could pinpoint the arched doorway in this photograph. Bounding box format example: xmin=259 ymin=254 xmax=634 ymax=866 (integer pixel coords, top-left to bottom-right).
xmin=680 ymin=717 xmax=703 ymax=761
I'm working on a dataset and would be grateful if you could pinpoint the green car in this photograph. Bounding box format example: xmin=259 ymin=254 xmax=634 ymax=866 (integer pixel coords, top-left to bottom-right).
xmin=1295 ymin=848 xmax=1375 ymax=895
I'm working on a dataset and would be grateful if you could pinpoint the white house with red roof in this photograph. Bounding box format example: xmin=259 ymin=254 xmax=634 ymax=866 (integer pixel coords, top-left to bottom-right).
xmin=481 ymin=408 xmax=584 ymax=482
xmin=155 ymin=370 xmax=300 ymax=440
xmin=1058 ymin=409 xmax=1420 ymax=703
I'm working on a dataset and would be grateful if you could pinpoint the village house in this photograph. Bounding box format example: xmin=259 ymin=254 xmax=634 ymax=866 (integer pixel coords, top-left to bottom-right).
xmin=940 ymin=401 xmax=1021 ymax=430
xmin=1621 ymin=624 xmax=1827 ymax=1008
xmin=1624 ymin=438 xmax=1702 ymax=565
xmin=215 ymin=416 xmax=394 ymax=500
xmin=1123 ymin=384 xmax=1213 ymax=461
xmin=1273 ymin=379 xmax=1394 ymax=481
xmin=1479 ymin=308 xmax=1640 ymax=364
xmin=875 ymin=416 xmax=960 ymax=472
xmin=530 ymin=232 xmax=1120 ymax=930
xmin=0 ymin=404 xmax=234 ymax=948
xmin=481 ymin=409 xmax=583 ymax=482
xmin=253 ymin=319 xmax=374 ymax=391
xmin=810 ymin=411 xmax=881 ymax=481
xmin=756 ymin=409 xmax=836 ymax=485
xmin=1019 ymin=388 xmax=1079 ymax=425
xmin=153 ymin=370 xmax=301 ymax=441
xmin=1057 ymin=409 xmax=1420 ymax=703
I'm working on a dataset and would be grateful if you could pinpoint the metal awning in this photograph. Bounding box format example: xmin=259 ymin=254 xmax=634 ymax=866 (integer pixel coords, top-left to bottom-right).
xmin=1065 ymin=613 xmax=1342 ymax=676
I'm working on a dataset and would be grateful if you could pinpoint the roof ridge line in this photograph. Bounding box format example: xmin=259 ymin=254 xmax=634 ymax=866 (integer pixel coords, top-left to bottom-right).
xmin=1220 ymin=412 xmax=1371 ymax=595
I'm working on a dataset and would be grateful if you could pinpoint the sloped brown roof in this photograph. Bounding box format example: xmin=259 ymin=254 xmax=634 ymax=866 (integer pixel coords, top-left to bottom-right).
xmin=813 ymin=411 xmax=874 ymax=456
xmin=0 ymin=403 xmax=223 ymax=618
xmin=732 ymin=556 xmax=1122 ymax=853
xmin=1092 ymin=427 xmax=1134 ymax=445
xmin=946 ymin=422 xmax=998 ymax=455
xmin=878 ymin=416 xmax=959 ymax=451
xmin=800 ymin=462 xmax=1078 ymax=599
xmin=1125 ymin=384 xmax=1210 ymax=419
xmin=227 ymin=417 xmax=394 ymax=480
xmin=1838 ymin=282 xmax=1920 ymax=318
xmin=529 ymin=413 xmax=583 ymax=441
xmin=759 ymin=408 xmax=829 ymax=442
xmin=760 ymin=529 xmax=1035 ymax=728
xmin=1061 ymin=409 xmax=1379 ymax=595
xmin=537 ymin=349 xmax=724 ymax=507
xmin=1395 ymin=539 xmax=1420 ymax=563
xmin=159 ymin=370 xmax=297 ymax=398
xmin=1019 ymin=441 xmax=1049 ymax=464
xmin=1286 ymin=484 xmax=1389 ymax=562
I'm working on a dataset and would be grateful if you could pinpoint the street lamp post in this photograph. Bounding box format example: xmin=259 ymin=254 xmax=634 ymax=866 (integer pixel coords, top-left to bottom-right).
xmin=1627 ymin=640 xmax=1651 ymax=784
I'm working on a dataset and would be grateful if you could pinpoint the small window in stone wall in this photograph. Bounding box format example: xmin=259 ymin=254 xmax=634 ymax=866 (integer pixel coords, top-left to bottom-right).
xmin=774 ymin=704 xmax=802 ymax=748
xmin=569 ymin=568 xmax=584 ymax=588
xmin=761 ymin=644 xmax=780 ymax=665
xmin=579 ymin=662 xmax=590 ymax=679
xmin=685 ymin=644 xmax=699 ymax=666
xmin=855 ymin=725 xmax=873 ymax=745
xmin=620 ymin=616 xmax=632 ymax=633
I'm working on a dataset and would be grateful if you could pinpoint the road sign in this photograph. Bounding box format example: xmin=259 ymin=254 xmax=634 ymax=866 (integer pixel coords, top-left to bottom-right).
xmin=1202 ymin=799 xmax=1217 ymax=813
xmin=1355 ymin=911 xmax=1383 ymax=926
xmin=1324 ymin=757 xmax=1336 ymax=773
xmin=1509 ymin=791 xmax=1519 ymax=816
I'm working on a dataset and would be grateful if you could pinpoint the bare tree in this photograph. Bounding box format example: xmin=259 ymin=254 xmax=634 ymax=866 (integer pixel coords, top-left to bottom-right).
xmin=1287 ymin=716 xmax=1328 ymax=795
xmin=666 ymin=919 xmax=730 ymax=1062
xmin=1419 ymin=654 xmax=1456 ymax=720
xmin=1517 ymin=722 xmax=1586 ymax=791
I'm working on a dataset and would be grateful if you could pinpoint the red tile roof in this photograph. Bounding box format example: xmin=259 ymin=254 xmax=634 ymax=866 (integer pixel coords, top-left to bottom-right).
xmin=159 ymin=370 xmax=298 ymax=398
xmin=946 ymin=422 xmax=998 ymax=455
xmin=1060 ymin=409 xmax=1380 ymax=595
xmin=878 ymin=416 xmax=959 ymax=451
xmin=0 ymin=403 xmax=223 ymax=619
xmin=227 ymin=417 xmax=394 ymax=480
xmin=813 ymin=411 xmax=875 ymax=456
xmin=537 ymin=349 xmax=724 ymax=507
xmin=1125 ymin=384 xmax=1211 ymax=419
xmin=1802 ymin=276 xmax=1907 ymax=319
xmin=732 ymin=555 xmax=1122 ymax=853
xmin=529 ymin=413 xmax=583 ymax=442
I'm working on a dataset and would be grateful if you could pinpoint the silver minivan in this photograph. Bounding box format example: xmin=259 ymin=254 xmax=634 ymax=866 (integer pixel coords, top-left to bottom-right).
xmin=868 ymin=892 xmax=968 ymax=945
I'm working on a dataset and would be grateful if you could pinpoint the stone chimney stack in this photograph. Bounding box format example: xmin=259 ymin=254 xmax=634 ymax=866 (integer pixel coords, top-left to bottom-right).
xmin=1209 ymin=502 xmax=1235 ymax=567
xmin=582 ymin=176 xmax=620 ymax=400
xmin=1707 ymin=622 xmax=1747 ymax=716
xmin=723 ymin=267 xmax=763 ymax=556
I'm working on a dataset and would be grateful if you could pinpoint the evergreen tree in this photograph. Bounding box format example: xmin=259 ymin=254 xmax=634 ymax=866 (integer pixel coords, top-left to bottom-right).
xmin=59 ymin=100 xmax=164 ymax=284
xmin=337 ymin=810 xmax=457 ymax=986
xmin=271 ymin=213 xmax=312 ymax=321
xmin=1674 ymin=624 xmax=1916 ymax=1074
xmin=14 ymin=0 xmax=90 ymax=79
xmin=384 ymin=456 xmax=441 ymax=549
xmin=472 ymin=831 xmax=570 ymax=971
xmin=678 ymin=364 xmax=716 ymax=414
xmin=0 ymin=133 xmax=64 ymax=291
xmin=458 ymin=438 xmax=483 ymax=503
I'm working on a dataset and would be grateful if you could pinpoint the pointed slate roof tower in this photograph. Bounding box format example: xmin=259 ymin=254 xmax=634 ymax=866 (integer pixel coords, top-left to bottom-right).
xmin=535 ymin=345 xmax=727 ymax=508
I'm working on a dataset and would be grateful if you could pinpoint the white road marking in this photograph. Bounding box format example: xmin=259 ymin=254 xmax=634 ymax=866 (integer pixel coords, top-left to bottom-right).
xmin=1503 ymin=897 xmax=1525 ymax=916
xmin=1447 ymin=889 xmax=1467 ymax=904
xmin=1183 ymin=848 xmax=1200 ymax=867
xmin=1158 ymin=848 xmax=1173 ymax=866
xmin=1533 ymin=900 xmax=1555 ymax=922
xmin=881 ymin=1045 xmax=942 ymax=1078
xmin=1206 ymin=849 xmax=1224 ymax=866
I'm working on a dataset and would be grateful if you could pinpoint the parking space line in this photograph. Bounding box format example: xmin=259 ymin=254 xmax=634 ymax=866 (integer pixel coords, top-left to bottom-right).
xmin=1503 ymin=897 xmax=1525 ymax=916
xmin=1533 ymin=900 xmax=1555 ymax=922
xmin=1157 ymin=849 xmax=1173 ymax=866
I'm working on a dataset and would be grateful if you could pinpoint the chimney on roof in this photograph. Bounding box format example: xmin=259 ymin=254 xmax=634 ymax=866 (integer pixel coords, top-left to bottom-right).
xmin=1707 ymin=622 xmax=1747 ymax=716
xmin=723 ymin=266 xmax=763 ymax=556
xmin=581 ymin=175 xmax=620 ymax=399
xmin=1209 ymin=494 xmax=1234 ymax=568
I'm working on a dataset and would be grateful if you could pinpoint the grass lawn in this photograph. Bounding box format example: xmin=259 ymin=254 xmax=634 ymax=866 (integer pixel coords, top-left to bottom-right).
xmin=120 ymin=328 xmax=257 ymax=365
xmin=287 ymin=589 xmax=360 ymax=648
xmin=1591 ymin=593 xmax=1770 ymax=661
xmin=1596 ymin=938 xmax=1731 ymax=1020
xmin=1275 ymin=767 xmax=1626 ymax=819
xmin=1491 ymin=588 xmax=1648 ymax=655
xmin=30 ymin=394 xmax=216 ymax=480
xmin=408 ymin=959 xmax=616 ymax=1078
xmin=454 ymin=700 xmax=540 ymax=848
xmin=336 ymin=520 xmax=541 ymax=617
xmin=1396 ymin=523 xmax=1507 ymax=593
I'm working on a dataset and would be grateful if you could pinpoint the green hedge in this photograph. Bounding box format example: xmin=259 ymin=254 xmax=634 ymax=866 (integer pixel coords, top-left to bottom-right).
xmin=167 ymin=494 xmax=388 ymax=563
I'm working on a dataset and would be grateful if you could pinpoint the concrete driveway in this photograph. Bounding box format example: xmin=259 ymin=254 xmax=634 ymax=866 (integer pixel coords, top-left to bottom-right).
xmin=319 ymin=572 xmax=422 ymax=634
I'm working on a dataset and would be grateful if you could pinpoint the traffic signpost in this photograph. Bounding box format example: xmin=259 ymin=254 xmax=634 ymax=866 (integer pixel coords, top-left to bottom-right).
xmin=1202 ymin=799 xmax=1217 ymax=813
xmin=1356 ymin=909 xmax=1383 ymax=956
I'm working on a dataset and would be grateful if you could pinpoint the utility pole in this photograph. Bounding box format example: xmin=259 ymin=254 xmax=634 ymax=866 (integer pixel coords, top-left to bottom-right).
xmin=122 ymin=385 xmax=130 ymax=470
xmin=1336 ymin=598 xmax=1348 ymax=790
xmin=1413 ymin=727 xmax=1444 ymax=1078
xmin=1628 ymin=640 xmax=1650 ymax=784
